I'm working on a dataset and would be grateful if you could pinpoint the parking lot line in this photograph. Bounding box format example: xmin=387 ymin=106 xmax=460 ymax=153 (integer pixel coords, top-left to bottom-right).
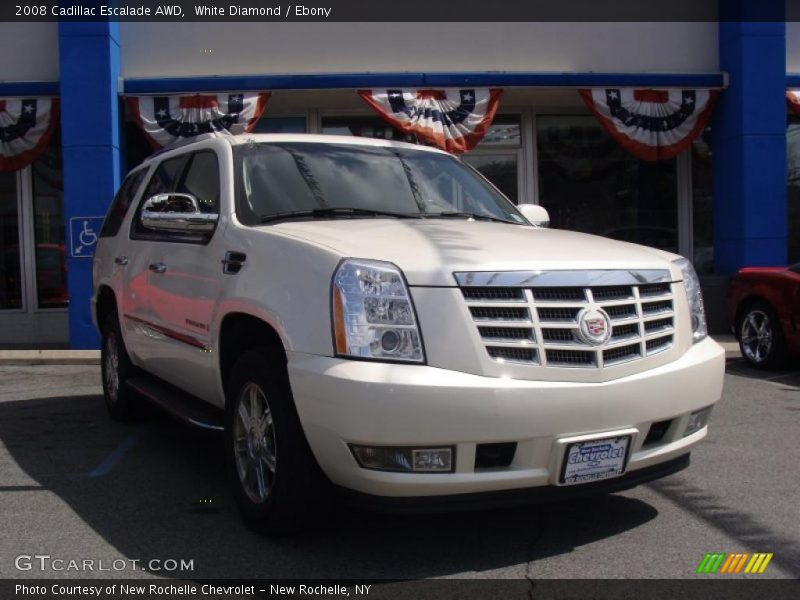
xmin=85 ymin=431 xmax=142 ymax=478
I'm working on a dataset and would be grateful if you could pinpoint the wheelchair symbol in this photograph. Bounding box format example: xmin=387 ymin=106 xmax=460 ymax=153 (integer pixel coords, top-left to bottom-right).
xmin=70 ymin=216 xmax=103 ymax=258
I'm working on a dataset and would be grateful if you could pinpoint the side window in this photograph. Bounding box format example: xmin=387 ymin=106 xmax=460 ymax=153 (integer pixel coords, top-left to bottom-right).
xmin=100 ymin=169 xmax=147 ymax=238
xmin=131 ymin=155 xmax=189 ymax=239
xmin=141 ymin=155 xmax=188 ymax=200
xmin=176 ymin=151 xmax=220 ymax=214
xmin=131 ymin=151 xmax=220 ymax=244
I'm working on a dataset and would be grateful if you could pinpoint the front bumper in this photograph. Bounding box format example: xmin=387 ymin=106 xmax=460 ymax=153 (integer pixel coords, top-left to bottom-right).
xmin=336 ymin=454 xmax=691 ymax=513
xmin=288 ymin=337 xmax=724 ymax=498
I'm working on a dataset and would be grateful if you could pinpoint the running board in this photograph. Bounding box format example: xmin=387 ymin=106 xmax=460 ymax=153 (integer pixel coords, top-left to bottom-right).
xmin=126 ymin=375 xmax=224 ymax=432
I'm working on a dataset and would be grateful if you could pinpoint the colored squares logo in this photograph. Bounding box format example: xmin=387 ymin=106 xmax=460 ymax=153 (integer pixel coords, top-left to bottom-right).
xmin=696 ymin=552 xmax=773 ymax=574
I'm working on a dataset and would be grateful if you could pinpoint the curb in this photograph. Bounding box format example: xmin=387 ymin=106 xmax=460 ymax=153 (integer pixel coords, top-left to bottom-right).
xmin=0 ymin=336 xmax=742 ymax=366
xmin=713 ymin=334 xmax=741 ymax=360
xmin=0 ymin=350 xmax=101 ymax=366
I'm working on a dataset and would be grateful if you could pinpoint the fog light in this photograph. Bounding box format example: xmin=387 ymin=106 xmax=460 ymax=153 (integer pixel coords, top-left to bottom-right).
xmin=349 ymin=445 xmax=454 ymax=472
xmin=684 ymin=406 xmax=712 ymax=437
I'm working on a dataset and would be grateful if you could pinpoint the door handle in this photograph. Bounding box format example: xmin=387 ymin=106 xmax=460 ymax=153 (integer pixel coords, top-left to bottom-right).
xmin=148 ymin=262 xmax=167 ymax=274
xmin=114 ymin=256 xmax=129 ymax=266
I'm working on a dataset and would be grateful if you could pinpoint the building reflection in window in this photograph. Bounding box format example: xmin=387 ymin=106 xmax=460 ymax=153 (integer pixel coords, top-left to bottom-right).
xmin=537 ymin=115 xmax=678 ymax=254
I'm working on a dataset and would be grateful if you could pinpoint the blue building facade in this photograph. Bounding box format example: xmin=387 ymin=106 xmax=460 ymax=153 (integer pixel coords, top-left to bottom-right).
xmin=0 ymin=16 xmax=795 ymax=347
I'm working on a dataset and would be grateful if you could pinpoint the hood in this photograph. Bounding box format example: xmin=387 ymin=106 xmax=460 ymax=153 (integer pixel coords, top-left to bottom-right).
xmin=264 ymin=219 xmax=681 ymax=286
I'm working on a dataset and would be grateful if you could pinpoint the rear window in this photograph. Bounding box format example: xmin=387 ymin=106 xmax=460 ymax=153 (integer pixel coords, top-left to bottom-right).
xmin=100 ymin=168 xmax=148 ymax=238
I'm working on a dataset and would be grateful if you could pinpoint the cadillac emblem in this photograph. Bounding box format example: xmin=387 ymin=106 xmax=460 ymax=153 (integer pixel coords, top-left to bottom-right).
xmin=577 ymin=306 xmax=612 ymax=346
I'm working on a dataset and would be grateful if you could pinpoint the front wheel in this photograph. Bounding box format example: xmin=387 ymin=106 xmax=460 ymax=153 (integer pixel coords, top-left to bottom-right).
xmin=225 ymin=348 xmax=332 ymax=534
xmin=738 ymin=302 xmax=787 ymax=369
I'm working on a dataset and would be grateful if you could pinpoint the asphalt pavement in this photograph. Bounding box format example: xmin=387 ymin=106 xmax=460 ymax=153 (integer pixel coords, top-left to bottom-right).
xmin=0 ymin=359 xmax=798 ymax=580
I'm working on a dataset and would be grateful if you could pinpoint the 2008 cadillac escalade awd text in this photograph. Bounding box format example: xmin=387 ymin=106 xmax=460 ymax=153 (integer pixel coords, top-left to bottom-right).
xmin=92 ymin=134 xmax=725 ymax=534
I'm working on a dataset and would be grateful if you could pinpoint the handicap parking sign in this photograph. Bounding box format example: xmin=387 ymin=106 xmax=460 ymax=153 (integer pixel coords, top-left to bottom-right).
xmin=69 ymin=216 xmax=104 ymax=258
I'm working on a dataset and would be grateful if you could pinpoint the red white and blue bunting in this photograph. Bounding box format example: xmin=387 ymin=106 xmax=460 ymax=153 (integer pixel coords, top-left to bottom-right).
xmin=579 ymin=88 xmax=718 ymax=161
xmin=358 ymin=88 xmax=503 ymax=154
xmin=128 ymin=92 xmax=270 ymax=148
xmin=0 ymin=97 xmax=59 ymax=172
xmin=787 ymin=90 xmax=800 ymax=117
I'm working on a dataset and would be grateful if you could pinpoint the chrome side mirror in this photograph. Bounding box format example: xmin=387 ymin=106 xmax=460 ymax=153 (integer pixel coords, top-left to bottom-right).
xmin=517 ymin=203 xmax=550 ymax=228
xmin=140 ymin=193 xmax=218 ymax=233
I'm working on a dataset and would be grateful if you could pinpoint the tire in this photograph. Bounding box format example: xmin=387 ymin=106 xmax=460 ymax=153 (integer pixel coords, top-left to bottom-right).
xmin=738 ymin=301 xmax=787 ymax=369
xmin=100 ymin=310 xmax=139 ymax=421
xmin=225 ymin=348 xmax=332 ymax=534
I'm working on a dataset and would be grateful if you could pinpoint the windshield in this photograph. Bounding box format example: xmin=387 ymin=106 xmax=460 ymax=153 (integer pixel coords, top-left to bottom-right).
xmin=233 ymin=142 xmax=526 ymax=225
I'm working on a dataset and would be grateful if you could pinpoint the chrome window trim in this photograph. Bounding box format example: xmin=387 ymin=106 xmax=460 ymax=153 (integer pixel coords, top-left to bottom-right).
xmin=453 ymin=269 xmax=674 ymax=288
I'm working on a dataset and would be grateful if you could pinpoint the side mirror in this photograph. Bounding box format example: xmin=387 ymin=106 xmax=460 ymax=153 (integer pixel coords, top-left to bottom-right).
xmin=517 ymin=203 xmax=550 ymax=227
xmin=140 ymin=193 xmax=218 ymax=233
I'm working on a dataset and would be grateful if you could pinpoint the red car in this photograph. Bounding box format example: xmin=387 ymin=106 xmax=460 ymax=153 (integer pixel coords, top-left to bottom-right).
xmin=727 ymin=265 xmax=800 ymax=368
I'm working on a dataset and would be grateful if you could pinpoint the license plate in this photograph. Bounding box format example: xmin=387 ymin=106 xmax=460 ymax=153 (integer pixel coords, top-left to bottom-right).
xmin=560 ymin=436 xmax=630 ymax=485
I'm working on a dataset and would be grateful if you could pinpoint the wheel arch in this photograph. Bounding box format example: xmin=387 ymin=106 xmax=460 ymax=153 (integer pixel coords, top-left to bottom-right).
xmin=218 ymin=312 xmax=287 ymax=397
xmin=95 ymin=285 xmax=118 ymax=332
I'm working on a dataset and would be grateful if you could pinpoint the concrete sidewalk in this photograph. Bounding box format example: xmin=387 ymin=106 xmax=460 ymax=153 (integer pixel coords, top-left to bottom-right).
xmin=0 ymin=336 xmax=742 ymax=365
xmin=0 ymin=350 xmax=101 ymax=366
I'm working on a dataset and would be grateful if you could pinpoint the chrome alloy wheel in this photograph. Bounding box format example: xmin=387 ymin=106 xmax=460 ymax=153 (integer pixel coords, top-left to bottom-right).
xmin=741 ymin=309 xmax=773 ymax=365
xmin=104 ymin=333 xmax=120 ymax=402
xmin=233 ymin=382 xmax=277 ymax=503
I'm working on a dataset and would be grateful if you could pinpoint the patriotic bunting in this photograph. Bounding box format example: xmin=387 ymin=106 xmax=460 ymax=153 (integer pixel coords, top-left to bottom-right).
xmin=579 ymin=88 xmax=718 ymax=161
xmin=358 ymin=88 xmax=502 ymax=154
xmin=0 ymin=97 xmax=60 ymax=172
xmin=128 ymin=92 xmax=270 ymax=148
xmin=787 ymin=91 xmax=800 ymax=117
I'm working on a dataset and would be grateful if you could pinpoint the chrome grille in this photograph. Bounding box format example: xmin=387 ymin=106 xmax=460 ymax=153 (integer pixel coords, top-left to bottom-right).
xmin=478 ymin=326 xmax=535 ymax=342
xmin=532 ymin=287 xmax=586 ymax=302
xmin=646 ymin=335 xmax=674 ymax=355
xmin=603 ymin=342 xmax=642 ymax=365
xmin=605 ymin=304 xmax=638 ymax=320
xmin=459 ymin=271 xmax=676 ymax=369
xmin=487 ymin=346 xmax=538 ymax=364
xmin=611 ymin=323 xmax=639 ymax=341
xmin=542 ymin=328 xmax=576 ymax=343
xmin=462 ymin=287 xmax=525 ymax=302
xmin=537 ymin=307 xmax=581 ymax=322
xmin=642 ymin=299 xmax=673 ymax=315
xmin=546 ymin=348 xmax=596 ymax=367
xmin=469 ymin=306 xmax=530 ymax=321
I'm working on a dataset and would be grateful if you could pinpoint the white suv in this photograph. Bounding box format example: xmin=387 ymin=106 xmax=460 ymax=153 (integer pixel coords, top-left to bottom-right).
xmin=92 ymin=134 xmax=725 ymax=533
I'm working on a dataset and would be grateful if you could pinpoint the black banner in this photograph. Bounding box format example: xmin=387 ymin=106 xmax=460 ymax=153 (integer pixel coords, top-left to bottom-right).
xmin=2 ymin=0 xmax=799 ymax=22
xmin=3 ymin=579 xmax=800 ymax=600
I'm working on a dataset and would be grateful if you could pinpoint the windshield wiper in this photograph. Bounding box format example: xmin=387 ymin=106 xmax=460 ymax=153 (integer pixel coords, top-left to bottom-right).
xmin=260 ymin=207 xmax=421 ymax=224
xmin=427 ymin=211 xmax=516 ymax=224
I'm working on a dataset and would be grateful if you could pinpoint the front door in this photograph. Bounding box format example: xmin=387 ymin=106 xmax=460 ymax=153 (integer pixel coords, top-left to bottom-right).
xmin=130 ymin=150 xmax=224 ymax=403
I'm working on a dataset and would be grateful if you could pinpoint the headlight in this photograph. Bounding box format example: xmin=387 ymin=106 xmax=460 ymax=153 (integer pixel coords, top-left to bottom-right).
xmin=673 ymin=257 xmax=707 ymax=343
xmin=332 ymin=259 xmax=425 ymax=363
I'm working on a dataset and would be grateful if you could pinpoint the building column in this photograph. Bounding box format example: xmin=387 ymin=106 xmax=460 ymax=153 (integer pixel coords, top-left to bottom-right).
xmin=59 ymin=22 xmax=122 ymax=348
xmin=713 ymin=18 xmax=787 ymax=274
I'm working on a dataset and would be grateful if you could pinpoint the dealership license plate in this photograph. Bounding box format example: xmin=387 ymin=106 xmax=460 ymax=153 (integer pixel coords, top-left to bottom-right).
xmin=560 ymin=436 xmax=631 ymax=485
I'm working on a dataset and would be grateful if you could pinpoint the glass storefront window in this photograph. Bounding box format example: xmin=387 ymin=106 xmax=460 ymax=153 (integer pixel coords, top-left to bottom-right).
xmin=252 ymin=116 xmax=306 ymax=133
xmin=321 ymin=115 xmax=416 ymax=143
xmin=692 ymin=128 xmax=714 ymax=274
xmin=537 ymin=115 xmax=678 ymax=253
xmin=788 ymin=116 xmax=800 ymax=264
xmin=0 ymin=172 xmax=22 ymax=310
xmin=125 ymin=116 xmax=155 ymax=172
xmin=475 ymin=116 xmax=521 ymax=147
xmin=31 ymin=132 xmax=67 ymax=309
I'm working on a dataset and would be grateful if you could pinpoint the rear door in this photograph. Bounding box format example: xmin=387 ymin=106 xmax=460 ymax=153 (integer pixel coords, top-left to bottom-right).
xmin=95 ymin=165 xmax=149 ymax=358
